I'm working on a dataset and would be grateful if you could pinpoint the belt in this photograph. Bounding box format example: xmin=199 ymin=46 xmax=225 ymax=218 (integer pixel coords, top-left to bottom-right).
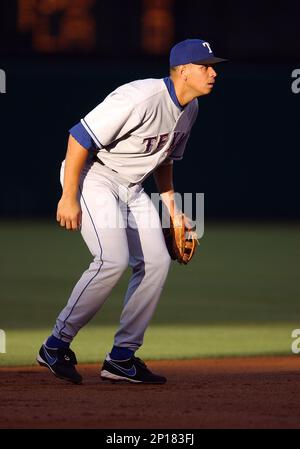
xmin=93 ymin=155 xmax=118 ymax=173
xmin=92 ymin=155 xmax=136 ymax=187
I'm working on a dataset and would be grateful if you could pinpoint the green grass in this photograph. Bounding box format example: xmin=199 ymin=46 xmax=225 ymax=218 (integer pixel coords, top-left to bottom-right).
xmin=0 ymin=221 xmax=299 ymax=365
xmin=0 ymin=323 xmax=298 ymax=366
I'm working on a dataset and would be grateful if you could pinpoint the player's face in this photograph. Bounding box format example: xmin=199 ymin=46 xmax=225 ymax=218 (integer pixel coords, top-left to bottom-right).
xmin=185 ymin=63 xmax=217 ymax=96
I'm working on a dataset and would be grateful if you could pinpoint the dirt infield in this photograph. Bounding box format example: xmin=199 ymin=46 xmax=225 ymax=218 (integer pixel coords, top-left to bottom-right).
xmin=1 ymin=356 xmax=300 ymax=429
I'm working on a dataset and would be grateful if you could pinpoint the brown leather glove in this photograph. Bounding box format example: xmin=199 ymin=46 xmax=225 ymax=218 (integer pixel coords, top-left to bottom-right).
xmin=163 ymin=213 xmax=199 ymax=265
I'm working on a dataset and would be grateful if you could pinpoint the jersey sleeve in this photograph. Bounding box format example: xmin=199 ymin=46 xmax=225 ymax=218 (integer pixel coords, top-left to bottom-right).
xmin=168 ymin=133 xmax=190 ymax=161
xmin=81 ymin=91 xmax=140 ymax=148
xmin=69 ymin=122 xmax=98 ymax=151
xmin=160 ymin=157 xmax=173 ymax=165
xmin=169 ymin=99 xmax=198 ymax=161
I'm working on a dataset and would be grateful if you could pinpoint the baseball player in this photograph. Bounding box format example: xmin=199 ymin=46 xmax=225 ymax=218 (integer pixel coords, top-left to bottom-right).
xmin=37 ymin=39 xmax=226 ymax=384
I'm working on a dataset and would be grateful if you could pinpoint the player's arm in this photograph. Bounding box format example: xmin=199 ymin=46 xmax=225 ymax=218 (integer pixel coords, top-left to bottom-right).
xmin=57 ymin=135 xmax=89 ymax=230
xmin=154 ymin=160 xmax=194 ymax=230
xmin=153 ymin=161 xmax=177 ymax=218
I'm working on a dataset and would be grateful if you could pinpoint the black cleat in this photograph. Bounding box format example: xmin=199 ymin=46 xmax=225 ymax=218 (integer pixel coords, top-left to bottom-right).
xmin=37 ymin=344 xmax=82 ymax=384
xmin=100 ymin=354 xmax=167 ymax=384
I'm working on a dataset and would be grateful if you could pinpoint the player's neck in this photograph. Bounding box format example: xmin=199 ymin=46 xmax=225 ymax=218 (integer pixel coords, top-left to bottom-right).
xmin=171 ymin=77 xmax=199 ymax=106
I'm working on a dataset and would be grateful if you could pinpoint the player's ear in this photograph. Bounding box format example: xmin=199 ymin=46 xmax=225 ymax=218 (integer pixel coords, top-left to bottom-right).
xmin=180 ymin=64 xmax=189 ymax=81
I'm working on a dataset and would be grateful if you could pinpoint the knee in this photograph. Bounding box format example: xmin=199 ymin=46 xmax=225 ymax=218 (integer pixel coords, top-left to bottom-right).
xmin=117 ymin=252 xmax=130 ymax=273
xmin=107 ymin=251 xmax=129 ymax=275
xmin=93 ymin=251 xmax=129 ymax=276
xmin=148 ymin=248 xmax=171 ymax=272
xmin=161 ymin=250 xmax=172 ymax=271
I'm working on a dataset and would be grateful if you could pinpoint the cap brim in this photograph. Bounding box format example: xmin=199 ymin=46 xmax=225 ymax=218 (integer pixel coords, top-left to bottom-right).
xmin=193 ymin=57 xmax=228 ymax=65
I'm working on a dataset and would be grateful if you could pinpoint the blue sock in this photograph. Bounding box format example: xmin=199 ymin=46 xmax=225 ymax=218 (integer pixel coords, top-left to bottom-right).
xmin=45 ymin=335 xmax=70 ymax=349
xmin=110 ymin=345 xmax=134 ymax=360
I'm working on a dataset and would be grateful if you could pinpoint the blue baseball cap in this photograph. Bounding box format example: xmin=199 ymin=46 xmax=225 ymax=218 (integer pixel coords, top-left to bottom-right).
xmin=170 ymin=39 xmax=227 ymax=67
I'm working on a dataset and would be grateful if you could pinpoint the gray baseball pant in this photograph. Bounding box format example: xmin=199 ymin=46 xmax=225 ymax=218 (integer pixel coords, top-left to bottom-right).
xmin=52 ymin=161 xmax=171 ymax=351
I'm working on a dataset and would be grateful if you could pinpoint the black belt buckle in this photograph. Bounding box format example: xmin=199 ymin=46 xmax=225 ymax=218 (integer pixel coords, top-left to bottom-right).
xmin=94 ymin=156 xmax=118 ymax=173
xmin=93 ymin=156 xmax=104 ymax=166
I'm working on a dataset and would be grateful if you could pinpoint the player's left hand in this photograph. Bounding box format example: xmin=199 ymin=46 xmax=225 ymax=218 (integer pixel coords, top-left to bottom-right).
xmin=182 ymin=214 xmax=196 ymax=231
xmin=163 ymin=213 xmax=199 ymax=265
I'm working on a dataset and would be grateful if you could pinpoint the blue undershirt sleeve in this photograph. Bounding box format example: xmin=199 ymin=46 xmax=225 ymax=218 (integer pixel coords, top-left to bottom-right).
xmin=69 ymin=122 xmax=98 ymax=151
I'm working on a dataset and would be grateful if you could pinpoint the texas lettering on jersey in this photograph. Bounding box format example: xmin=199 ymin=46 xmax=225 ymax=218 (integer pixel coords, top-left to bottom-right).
xmin=143 ymin=132 xmax=186 ymax=155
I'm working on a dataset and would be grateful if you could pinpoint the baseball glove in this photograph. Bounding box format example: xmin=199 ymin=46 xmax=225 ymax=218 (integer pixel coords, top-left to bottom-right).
xmin=163 ymin=213 xmax=199 ymax=265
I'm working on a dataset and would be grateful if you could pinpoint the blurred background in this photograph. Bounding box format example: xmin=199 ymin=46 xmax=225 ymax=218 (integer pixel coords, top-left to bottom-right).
xmin=0 ymin=0 xmax=299 ymax=365
xmin=0 ymin=0 xmax=299 ymax=218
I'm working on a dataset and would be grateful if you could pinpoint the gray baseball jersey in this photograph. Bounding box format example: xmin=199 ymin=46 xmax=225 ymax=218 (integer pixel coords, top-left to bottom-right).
xmin=81 ymin=78 xmax=198 ymax=183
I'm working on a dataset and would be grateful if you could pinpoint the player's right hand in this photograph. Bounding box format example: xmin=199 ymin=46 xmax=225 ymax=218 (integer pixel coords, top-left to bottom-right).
xmin=56 ymin=197 xmax=82 ymax=231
